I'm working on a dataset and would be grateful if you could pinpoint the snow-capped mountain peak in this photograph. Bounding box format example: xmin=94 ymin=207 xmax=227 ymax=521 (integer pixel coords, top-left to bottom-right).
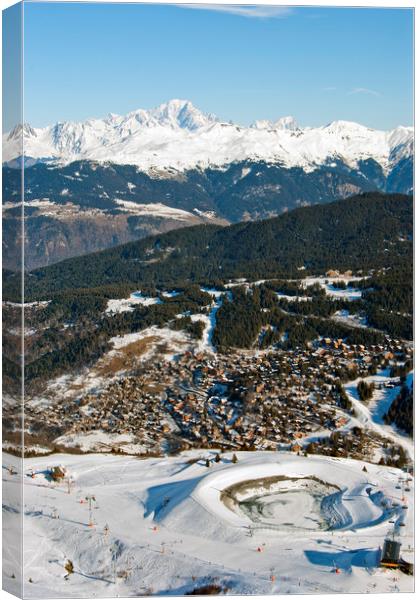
xmin=252 ymin=116 xmax=299 ymax=131
xmin=149 ymin=99 xmax=219 ymax=130
xmin=7 ymin=122 xmax=37 ymax=140
xmin=121 ymin=99 xmax=219 ymax=132
xmin=3 ymin=100 xmax=413 ymax=175
xmin=323 ymin=120 xmax=374 ymax=134
xmin=275 ymin=116 xmax=299 ymax=131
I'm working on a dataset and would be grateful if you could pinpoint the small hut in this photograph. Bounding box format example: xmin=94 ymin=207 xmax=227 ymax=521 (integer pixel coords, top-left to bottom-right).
xmin=380 ymin=539 xmax=401 ymax=568
xmin=50 ymin=466 xmax=66 ymax=482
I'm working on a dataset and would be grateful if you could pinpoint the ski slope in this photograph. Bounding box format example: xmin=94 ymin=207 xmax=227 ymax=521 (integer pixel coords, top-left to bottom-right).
xmin=2 ymin=451 xmax=413 ymax=597
xmin=344 ymin=371 xmax=414 ymax=460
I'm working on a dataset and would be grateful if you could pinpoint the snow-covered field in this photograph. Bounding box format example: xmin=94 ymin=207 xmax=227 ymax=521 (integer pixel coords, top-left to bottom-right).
xmin=301 ymin=277 xmax=364 ymax=301
xmin=105 ymin=291 xmax=162 ymax=315
xmin=276 ymin=293 xmax=311 ymax=302
xmin=2 ymin=451 xmax=413 ymax=597
xmin=107 ymin=326 xmax=191 ymax=363
xmin=114 ymin=200 xmax=200 ymax=221
xmin=332 ymin=309 xmax=367 ymax=329
xmin=52 ymin=431 xmax=150 ymax=456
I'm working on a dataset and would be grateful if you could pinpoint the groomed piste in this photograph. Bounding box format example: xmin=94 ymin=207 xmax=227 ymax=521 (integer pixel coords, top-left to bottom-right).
xmin=2 ymin=451 xmax=413 ymax=597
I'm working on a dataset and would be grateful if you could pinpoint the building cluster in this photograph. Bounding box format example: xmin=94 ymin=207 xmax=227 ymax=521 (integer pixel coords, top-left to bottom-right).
xmin=4 ymin=337 xmax=412 ymax=461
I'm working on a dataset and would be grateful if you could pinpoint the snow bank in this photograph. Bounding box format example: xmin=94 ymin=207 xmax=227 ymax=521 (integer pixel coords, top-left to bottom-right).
xmin=105 ymin=291 xmax=161 ymax=315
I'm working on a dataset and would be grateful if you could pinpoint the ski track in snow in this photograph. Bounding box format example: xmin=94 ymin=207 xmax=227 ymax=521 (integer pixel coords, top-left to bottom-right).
xmin=191 ymin=290 xmax=227 ymax=354
xmin=344 ymin=371 xmax=414 ymax=460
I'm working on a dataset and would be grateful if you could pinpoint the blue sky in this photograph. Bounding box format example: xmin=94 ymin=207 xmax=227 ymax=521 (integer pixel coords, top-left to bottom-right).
xmin=3 ymin=2 xmax=22 ymax=130
xmin=20 ymin=2 xmax=413 ymax=130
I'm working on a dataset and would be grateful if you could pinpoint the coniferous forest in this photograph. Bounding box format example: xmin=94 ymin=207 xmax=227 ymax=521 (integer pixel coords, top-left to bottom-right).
xmin=3 ymin=193 xmax=413 ymax=402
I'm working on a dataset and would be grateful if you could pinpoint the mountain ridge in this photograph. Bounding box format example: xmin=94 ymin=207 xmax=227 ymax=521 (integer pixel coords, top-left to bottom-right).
xmin=13 ymin=192 xmax=411 ymax=301
xmin=3 ymin=101 xmax=413 ymax=270
xmin=3 ymin=155 xmax=413 ymax=270
xmin=3 ymin=99 xmax=413 ymax=174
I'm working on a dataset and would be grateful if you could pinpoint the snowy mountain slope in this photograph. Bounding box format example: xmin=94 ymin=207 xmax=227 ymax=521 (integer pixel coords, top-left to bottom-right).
xmin=3 ymin=99 xmax=413 ymax=174
xmin=2 ymin=451 xmax=414 ymax=597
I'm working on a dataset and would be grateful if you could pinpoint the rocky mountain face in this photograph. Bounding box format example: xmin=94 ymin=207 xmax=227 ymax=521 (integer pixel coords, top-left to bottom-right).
xmin=2 ymin=100 xmax=413 ymax=269
xmin=3 ymin=202 xmax=223 ymax=271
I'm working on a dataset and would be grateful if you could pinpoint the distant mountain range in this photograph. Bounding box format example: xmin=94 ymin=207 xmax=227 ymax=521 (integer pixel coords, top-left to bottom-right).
xmin=2 ymin=100 xmax=413 ymax=269
xmin=3 ymin=99 xmax=413 ymax=173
